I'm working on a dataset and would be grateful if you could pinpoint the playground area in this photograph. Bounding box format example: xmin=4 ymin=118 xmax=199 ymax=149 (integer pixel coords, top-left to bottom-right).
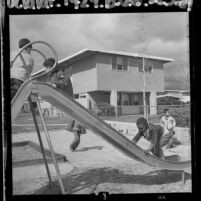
xmin=12 ymin=122 xmax=191 ymax=195
xmin=9 ymin=40 xmax=192 ymax=195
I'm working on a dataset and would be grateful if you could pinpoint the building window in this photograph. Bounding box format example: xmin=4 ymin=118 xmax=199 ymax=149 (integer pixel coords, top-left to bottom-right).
xmin=130 ymin=94 xmax=139 ymax=105
xmin=112 ymin=56 xmax=128 ymax=71
xmin=153 ymin=60 xmax=163 ymax=69
xmin=137 ymin=59 xmax=143 ymax=72
xmin=104 ymin=92 xmax=110 ymax=95
xmin=80 ymin=95 xmax=86 ymax=98
xmin=138 ymin=59 xmax=153 ymax=73
xmin=74 ymin=94 xmax=79 ymax=99
xmin=145 ymin=60 xmax=153 ymax=73
xmin=147 ymin=66 xmax=153 ymax=73
xmin=129 ymin=58 xmax=138 ymax=67
xmin=122 ymin=93 xmax=129 ymax=106
xmin=117 ymin=93 xmax=121 ymax=106
xmin=119 ymin=93 xmax=139 ymax=106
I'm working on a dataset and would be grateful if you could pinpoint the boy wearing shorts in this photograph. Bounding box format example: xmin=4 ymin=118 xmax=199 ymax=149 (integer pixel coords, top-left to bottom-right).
xmin=43 ymin=58 xmax=86 ymax=152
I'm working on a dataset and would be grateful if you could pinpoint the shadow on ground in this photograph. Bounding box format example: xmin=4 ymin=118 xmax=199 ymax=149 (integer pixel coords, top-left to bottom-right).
xmin=32 ymin=167 xmax=191 ymax=194
xmin=76 ymin=146 xmax=103 ymax=152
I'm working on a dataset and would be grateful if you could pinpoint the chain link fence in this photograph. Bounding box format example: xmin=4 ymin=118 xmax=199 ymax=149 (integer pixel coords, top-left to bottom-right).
xmin=20 ymin=100 xmax=191 ymax=129
xmin=89 ymin=104 xmax=191 ymax=128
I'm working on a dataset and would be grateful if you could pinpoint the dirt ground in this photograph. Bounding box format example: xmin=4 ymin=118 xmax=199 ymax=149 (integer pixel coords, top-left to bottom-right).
xmin=13 ymin=163 xmax=191 ymax=195
xmin=12 ymin=127 xmax=192 ymax=195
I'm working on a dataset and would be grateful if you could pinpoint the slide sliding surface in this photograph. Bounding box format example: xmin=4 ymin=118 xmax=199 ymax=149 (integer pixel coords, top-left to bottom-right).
xmin=29 ymin=82 xmax=191 ymax=170
xmin=11 ymin=79 xmax=32 ymax=122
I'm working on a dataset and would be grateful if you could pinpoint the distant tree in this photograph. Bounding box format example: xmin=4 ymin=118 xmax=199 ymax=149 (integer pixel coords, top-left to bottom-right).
xmin=174 ymin=63 xmax=190 ymax=90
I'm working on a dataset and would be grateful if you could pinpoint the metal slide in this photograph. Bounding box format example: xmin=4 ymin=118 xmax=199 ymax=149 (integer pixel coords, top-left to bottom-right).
xmin=12 ymin=80 xmax=191 ymax=170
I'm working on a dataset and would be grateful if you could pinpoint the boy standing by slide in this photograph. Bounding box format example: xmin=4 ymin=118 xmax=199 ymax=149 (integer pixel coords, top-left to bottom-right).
xmin=132 ymin=118 xmax=175 ymax=159
xmin=43 ymin=58 xmax=86 ymax=152
xmin=160 ymin=108 xmax=176 ymax=149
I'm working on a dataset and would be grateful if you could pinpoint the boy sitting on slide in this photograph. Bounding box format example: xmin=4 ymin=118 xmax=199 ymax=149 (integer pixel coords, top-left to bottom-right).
xmin=43 ymin=58 xmax=86 ymax=152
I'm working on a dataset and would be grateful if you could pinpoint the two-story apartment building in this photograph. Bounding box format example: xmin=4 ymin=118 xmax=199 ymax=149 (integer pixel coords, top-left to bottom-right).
xmin=52 ymin=49 xmax=173 ymax=115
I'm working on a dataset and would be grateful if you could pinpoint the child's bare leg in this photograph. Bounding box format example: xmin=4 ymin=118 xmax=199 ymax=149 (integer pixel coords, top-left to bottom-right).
xmin=160 ymin=148 xmax=165 ymax=160
xmin=151 ymin=147 xmax=164 ymax=159
xmin=70 ymin=130 xmax=80 ymax=152
xmin=151 ymin=134 xmax=164 ymax=158
xmin=166 ymin=129 xmax=174 ymax=148
xmin=160 ymin=133 xmax=171 ymax=147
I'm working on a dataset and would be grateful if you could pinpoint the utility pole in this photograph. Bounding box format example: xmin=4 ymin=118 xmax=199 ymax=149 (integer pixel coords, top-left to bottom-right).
xmin=137 ymin=13 xmax=150 ymax=120
xmin=142 ymin=56 xmax=147 ymax=119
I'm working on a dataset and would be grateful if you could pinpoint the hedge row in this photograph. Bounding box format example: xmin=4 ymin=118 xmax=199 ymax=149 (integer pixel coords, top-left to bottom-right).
xmin=169 ymin=106 xmax=191 ymax=128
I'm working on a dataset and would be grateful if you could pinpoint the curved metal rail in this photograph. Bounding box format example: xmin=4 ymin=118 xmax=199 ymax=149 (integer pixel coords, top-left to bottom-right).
xmin=11 ymin=40 xmax=58 ymax=72
xmin=31 ymin=48 xmax=47 ymax=60
xmin=11 ymin=41 xmax=58 ymax=103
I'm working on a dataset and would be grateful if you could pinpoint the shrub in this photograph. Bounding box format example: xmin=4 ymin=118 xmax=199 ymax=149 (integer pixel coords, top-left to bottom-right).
xmin=169 ymin=106 xmax=191 ymax=128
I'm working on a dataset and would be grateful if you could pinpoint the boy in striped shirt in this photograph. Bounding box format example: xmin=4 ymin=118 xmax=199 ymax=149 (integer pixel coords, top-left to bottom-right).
xmin=10 ymin=38 xmax=34 ymax=100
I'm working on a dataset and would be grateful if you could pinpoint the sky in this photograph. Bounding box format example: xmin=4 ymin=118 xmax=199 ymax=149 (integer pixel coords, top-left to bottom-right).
xmin=10 ymin=13 xmax=190 ymax=90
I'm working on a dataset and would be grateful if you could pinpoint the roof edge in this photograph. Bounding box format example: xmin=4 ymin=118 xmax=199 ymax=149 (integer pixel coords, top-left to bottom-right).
xmin=59 ymin=48 xmax=174 ymax=64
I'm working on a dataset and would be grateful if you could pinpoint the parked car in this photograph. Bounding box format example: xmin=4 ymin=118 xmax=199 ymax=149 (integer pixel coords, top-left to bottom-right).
xmin=94 ymin=103 xmax=116 ymax=116
xmin=90 ymin=107 xmax=104 ymax=116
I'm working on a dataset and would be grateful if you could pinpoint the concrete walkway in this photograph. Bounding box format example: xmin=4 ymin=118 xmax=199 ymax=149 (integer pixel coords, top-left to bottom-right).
xmin=12 ymin=125 xmax=192 ymax=194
